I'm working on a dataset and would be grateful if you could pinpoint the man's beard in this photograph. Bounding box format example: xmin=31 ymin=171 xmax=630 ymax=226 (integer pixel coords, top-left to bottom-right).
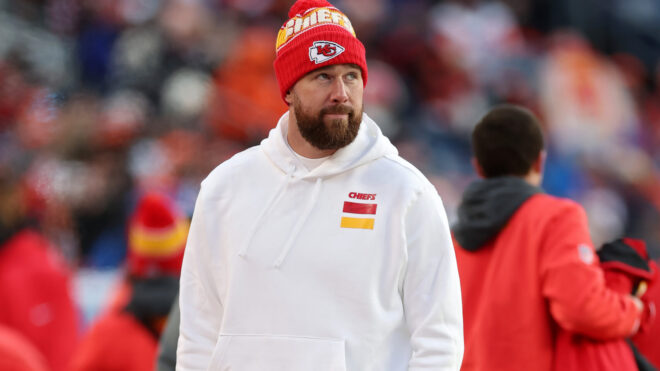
xmin=292 ymin=95 xmax=362 ymax=150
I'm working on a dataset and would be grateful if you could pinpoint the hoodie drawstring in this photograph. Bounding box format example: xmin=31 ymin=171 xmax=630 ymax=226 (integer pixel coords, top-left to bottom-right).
xmin=273 ymin=177 xmax=323 ymax=268
xmin=237 ymin=171 xmax=293 ymax=258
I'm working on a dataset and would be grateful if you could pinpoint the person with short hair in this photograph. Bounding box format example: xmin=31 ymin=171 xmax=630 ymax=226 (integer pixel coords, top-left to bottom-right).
xmin=453 ymin=104 xmax=647 ymax=371
xmin=176 ymin=0 xmax=464 ymax=370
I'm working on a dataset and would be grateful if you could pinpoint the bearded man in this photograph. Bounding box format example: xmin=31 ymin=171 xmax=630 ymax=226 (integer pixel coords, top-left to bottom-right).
xmin=176 ymin=1 xmax=464 ymax=370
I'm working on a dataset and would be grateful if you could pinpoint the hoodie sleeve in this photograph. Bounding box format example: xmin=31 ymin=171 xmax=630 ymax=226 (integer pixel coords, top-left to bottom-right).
xmin=176 ymin=185 xmax=224 ymax=370
xmin=403 ymin=186 xmax=464 ymax=370
xmin=540 ymin=201 xmax=642 ymax=340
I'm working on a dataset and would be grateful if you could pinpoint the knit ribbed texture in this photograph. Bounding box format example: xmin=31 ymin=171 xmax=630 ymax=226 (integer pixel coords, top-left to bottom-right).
xmin=127 ymin=192 xmax=188 ymax=278
xmin=273 ymin=0 xmax=367 ymax=101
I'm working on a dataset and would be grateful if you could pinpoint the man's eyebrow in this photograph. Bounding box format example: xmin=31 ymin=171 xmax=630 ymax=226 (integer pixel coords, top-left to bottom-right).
xmin=309 ymin=66 xmax=335 ymax=74
xmin=309 ymin=64 xmax=361 ymax=75
xmin=311 ymin=67 xmax=332 ymax=74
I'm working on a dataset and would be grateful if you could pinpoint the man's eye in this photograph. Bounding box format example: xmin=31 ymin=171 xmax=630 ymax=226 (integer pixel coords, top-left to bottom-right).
xmin=346 ymin=72 xmax=358 ymax=81
xmin=317 ymin=73 xmax=330 ymax=80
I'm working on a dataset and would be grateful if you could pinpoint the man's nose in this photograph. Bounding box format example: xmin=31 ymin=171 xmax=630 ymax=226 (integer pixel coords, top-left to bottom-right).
xmin=330 ymin=79 xmax=349 ymax=103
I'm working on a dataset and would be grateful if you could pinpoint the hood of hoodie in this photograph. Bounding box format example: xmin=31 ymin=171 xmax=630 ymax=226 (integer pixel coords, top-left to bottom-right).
xmin=452 ymin=176 xmax=542 ymax=251
xmin=261 ymin=111 xmax=398 ymax=179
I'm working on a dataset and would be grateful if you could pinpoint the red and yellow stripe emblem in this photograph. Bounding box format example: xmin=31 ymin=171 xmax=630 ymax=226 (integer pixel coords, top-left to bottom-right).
xmin=340 ymin=201 xmax=376 ymax=230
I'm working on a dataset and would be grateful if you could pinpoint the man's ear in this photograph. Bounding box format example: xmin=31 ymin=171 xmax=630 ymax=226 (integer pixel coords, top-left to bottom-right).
xmin=471 ymin=158 xmax=486 ymax=178
xmin=285 ymin=90 xmax=293 ymax=105
xmin=533 ymin=150 xmax=546 ymax=174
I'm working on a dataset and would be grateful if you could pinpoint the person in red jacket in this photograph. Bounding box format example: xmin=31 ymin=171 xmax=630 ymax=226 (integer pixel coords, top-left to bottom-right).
xmin=0 ymin=176 xmax=80 ymax=371
xmin=0 ymin=324 xmax=50 ymax=371
xmin=554 ymin=238 xmax=656 ymax=371
xmin=632 ymin=255 xmax=660 ymax=369
xmin=452 ymin=104 xmax=647 ymax=371
xmin=68 ymin=191 xmax=187 ymax=371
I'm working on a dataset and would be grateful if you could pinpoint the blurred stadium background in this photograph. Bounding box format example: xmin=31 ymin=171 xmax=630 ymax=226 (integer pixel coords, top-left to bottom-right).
xmin=1 ymin=0 xmax=660 ymax=331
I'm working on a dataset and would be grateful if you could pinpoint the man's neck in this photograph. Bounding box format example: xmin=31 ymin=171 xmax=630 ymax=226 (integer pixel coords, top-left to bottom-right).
xmin=287 ymin=113 xmax=337 ymax=159
xmin=522 ymin=170 xmax=542 ymax=187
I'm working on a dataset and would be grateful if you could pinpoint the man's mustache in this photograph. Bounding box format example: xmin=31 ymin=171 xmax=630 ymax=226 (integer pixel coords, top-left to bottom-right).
xmin=321 ymin=105 xmax=353 ymax=116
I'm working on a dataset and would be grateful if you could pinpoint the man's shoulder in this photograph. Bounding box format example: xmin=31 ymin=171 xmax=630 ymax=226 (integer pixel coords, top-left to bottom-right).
xmin=522 ymin=193 xmax=586 ymax=219
xmin=376 ymin=154 xmax=436 ymax=192
xmin=202 ymin=146 xmax=262 ymax=185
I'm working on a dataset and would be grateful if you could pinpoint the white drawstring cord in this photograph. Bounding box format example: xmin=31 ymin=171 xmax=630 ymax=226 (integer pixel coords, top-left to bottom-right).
xmin=237 ymin=170 xmax=293 ymax=258
xmin=273 ymin=177 xmax=323 ymax=268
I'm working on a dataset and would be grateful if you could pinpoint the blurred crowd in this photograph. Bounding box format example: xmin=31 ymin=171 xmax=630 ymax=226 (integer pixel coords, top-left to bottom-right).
xmin=1 ymin=0 xmax=660 ymax=369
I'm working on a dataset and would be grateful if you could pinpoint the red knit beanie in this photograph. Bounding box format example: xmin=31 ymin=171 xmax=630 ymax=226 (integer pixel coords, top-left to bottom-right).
xmin=274 ymin=0 xmax=368 ymax=102
xmin=127 ymin=192 xmax=188 ymax=278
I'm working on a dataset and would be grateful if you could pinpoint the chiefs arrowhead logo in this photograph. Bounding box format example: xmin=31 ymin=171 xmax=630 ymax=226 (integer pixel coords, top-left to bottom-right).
xmin=309 ymin=41 xmax=345 ymax=64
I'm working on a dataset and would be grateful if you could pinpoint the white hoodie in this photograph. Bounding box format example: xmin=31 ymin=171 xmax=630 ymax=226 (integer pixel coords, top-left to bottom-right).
xmin=177 ymin=113 xmax=463 ymax=371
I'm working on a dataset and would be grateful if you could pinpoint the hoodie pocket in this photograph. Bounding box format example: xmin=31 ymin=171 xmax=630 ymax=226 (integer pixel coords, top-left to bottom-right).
xmin=208 ymin=334 xmax=346 ymax=371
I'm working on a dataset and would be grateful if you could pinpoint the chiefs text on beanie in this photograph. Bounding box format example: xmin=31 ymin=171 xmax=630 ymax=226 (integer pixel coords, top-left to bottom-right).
xmin=273 ymin=0 xmax=368 ymax=102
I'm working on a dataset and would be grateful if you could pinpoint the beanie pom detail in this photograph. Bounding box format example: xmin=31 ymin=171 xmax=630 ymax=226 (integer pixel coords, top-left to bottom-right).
xmin=288 ymin=0 xmax=333 ymax=17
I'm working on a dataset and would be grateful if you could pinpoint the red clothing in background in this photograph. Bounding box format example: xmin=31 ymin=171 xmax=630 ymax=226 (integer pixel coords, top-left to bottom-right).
xmin=553 ymin=237 xmax=656 ymax=371
xmin=0 ymin=229 xmax=80 ymax=371
xmin=0 ymin=324 xmax=50 ymax=371
xmin=632 ymin=259 xmax=660 ymax=368
xmin=455 ymin=194 xmax=641 ymax=371
xmin=68 ymin=310 xmax=158 ymax=371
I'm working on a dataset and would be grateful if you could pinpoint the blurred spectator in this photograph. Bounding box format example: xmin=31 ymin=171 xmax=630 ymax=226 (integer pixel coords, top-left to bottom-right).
xmin=0 ymin=325 xmax=50 ymax=371
xmin=539 ymin=32 xmax=639 ymax=158
xmin=205 ymin=27 xmax=284 ymax=143
xmin=0 ymin=174 xmax=80 ymax=371
xmin=161 ymin=68 xmax=212 ymax=126
xmin=362 ymin=58 xmax=408 ymax=138
xmin=581 ymin=187 xmax=628 ymax=248
xmin=75 ymin=4 xmax=122 ymax=91
xmin=538 ymin=32 xmax=660 ymax=247
xmin=430 ymin=0 xmax=525 ymax=88
xmin=68 ymin=192 xmax=187 ymax=371
xmin=0 ymin=56 xmax=33 ymax=129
